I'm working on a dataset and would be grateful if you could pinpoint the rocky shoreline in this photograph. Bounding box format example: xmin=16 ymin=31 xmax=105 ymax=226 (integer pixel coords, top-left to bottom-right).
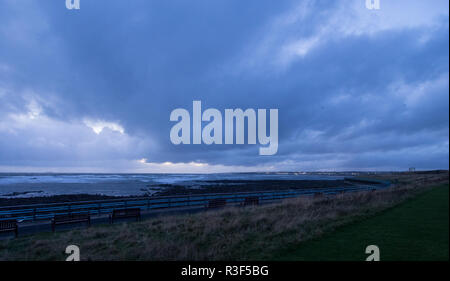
xmin=0 ymin=194 xmax=124 ymax=207
xmin=148 ymin=179 xmax=352 ymax=196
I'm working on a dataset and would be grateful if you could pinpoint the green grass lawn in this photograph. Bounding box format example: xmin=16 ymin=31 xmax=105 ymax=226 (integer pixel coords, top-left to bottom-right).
xmin=274 ymin=184 xmax=449 ymax=261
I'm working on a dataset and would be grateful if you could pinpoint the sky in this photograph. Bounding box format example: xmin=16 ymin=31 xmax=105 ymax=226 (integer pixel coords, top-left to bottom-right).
xmin=0 ymin=0 xmax=448 ymax=173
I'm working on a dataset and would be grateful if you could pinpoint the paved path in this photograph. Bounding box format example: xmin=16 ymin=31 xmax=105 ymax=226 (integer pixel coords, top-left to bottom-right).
xmin=1 ymin=205 xmax=208 ymax=239
xmin=1 ymin=200 xmax=284 ymax=239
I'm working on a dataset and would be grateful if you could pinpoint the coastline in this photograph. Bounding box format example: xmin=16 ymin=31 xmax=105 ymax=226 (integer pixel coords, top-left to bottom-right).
xmin=0 ymin=179 xmax=352 ymax=207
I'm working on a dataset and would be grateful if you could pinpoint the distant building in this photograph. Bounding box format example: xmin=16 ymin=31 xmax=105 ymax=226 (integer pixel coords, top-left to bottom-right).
xmin=409 ymin=167 xmax=416 ymax=172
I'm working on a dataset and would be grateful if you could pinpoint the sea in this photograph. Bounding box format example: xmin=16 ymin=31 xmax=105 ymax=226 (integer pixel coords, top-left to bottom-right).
xmin=0 ymin=173 xmax=349 ymax=198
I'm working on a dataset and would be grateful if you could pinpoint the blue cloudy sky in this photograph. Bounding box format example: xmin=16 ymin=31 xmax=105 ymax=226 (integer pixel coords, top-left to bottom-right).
xmin=0 ymin=0 xmax=448 ymax=173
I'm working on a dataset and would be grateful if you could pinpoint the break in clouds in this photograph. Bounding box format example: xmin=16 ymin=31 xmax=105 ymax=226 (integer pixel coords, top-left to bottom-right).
xmin=0 ymin=0 xmax=448 ymax=172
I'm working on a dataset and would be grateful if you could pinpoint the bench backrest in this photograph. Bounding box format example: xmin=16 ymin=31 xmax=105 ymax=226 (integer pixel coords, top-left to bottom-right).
xmin=0 ymin=219 xmax=17 ymax=229
xmin=112 ymin=208 xmax=140 ymax=217
xmin=207 ymin=198 xmax=227 ymax=208
xmin=244 ymin=196 xmax=259 ymax=205
xmin=314 ymin=192 xmax=324 ymax=197
xmin=54 ymin=213 xmax=89 ymax=222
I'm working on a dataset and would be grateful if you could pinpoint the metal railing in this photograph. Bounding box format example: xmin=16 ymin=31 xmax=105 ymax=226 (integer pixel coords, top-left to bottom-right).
xmin=0 ymin=178 xmax=390 ymax=223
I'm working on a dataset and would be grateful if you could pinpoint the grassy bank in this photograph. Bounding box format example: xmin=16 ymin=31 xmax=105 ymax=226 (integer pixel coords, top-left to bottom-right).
xmin=273 ymin=184 xmax=449 ymax=261
xmin=0 ymin=173 xmax=448 ymax=261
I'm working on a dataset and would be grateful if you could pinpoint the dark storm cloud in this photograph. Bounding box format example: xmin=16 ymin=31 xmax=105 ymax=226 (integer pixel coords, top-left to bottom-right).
xmin=0 ymin=0 xmax=448 ymax=171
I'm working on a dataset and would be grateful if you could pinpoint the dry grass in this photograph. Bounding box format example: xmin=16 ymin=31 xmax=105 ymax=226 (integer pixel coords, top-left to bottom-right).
xmin=0 ymin=172 xmax=448 ymax=261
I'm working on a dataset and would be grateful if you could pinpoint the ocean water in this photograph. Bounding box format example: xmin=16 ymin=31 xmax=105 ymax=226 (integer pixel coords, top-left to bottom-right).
xmin=0 ymin=173 xmax=348 ymax=198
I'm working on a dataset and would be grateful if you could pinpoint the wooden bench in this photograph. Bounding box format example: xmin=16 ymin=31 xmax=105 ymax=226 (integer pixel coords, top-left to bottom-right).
xmin=314 ymin=192 xmax=324 ymax=198
xmin=242 ymin=196 xmax=259 ymax=206
xmin=206 ymin=198 xmax=227 ymax=209
xmin=109 ymin=208 xmax=141 ymax=224
xmin=0 ymin=219 xmax=18 ymax=238
xmin=51 ymin=213 xmax=91 ymax=232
